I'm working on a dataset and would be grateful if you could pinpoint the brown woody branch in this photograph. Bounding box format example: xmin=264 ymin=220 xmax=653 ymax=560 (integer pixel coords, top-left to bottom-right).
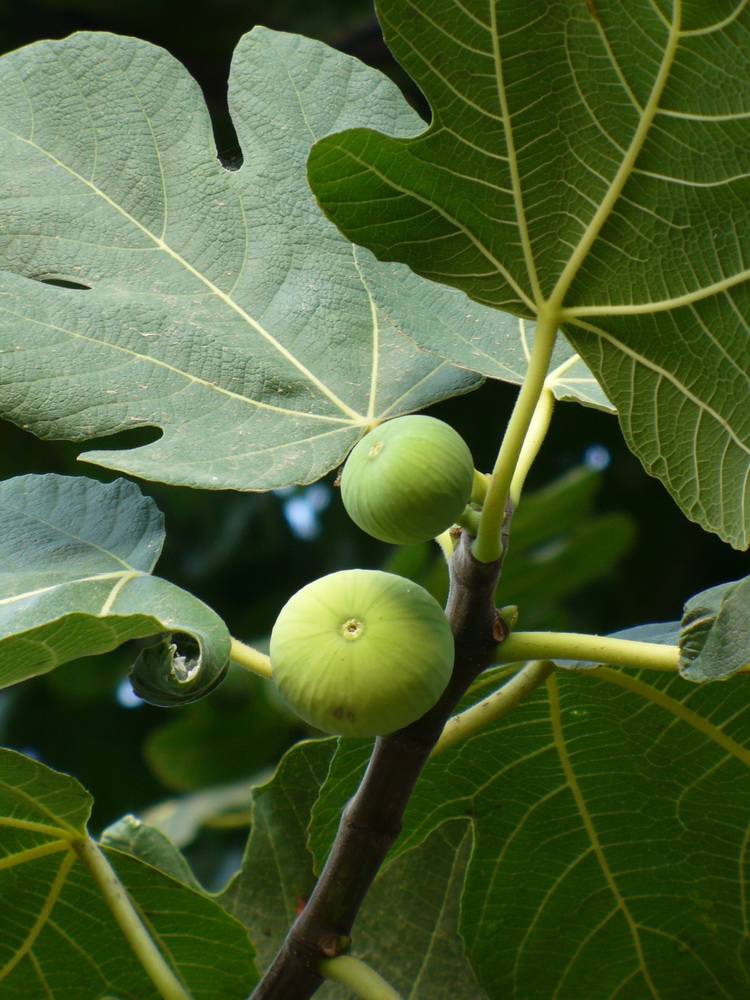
xmin=250 ymin=524 xmax=509 ymax=1000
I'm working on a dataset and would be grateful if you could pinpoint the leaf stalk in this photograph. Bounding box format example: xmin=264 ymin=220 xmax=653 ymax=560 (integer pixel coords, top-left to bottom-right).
xmin=73 ymin=837 xmax=193 ymax=1000
xmin=230 ymin=638 xmax=273 ymax=680
xmin=509 ymin=386 xmax=555 ymax=506
xmin=319 ymin=955 xmax=404 ymax=1000
xmin=432 ymin=659 xmax=555 ymax=755
xmin=496 ymin=632 xmax=679 ymax=671
xmin=473 ymin=310 xmax=558 ymax=564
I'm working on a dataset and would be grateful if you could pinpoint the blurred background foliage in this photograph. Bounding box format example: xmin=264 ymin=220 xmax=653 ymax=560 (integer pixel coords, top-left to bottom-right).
xmin=0 ymin=0 xmax=746 ymax=888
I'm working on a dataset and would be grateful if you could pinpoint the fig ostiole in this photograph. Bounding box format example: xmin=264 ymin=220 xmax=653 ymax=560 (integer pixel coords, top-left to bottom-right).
xmin=340 ymin=415 xmax=474 ymax=545
xmin=269 ymin=569 xmax=454 ymax=738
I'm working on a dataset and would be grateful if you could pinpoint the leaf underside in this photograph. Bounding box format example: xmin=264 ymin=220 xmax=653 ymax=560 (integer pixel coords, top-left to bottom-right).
xmin=0 ymin=25 xmax=614 ymax=493
xmin=678 ymin=574 xmax=750 ymax=680
xmin=0 ymin=748 xmax=257 ymax=999
xmin=309 ymin=667 xmax=750 ymax=998
xmin=308 ymin=0 xmax=750 ymax=548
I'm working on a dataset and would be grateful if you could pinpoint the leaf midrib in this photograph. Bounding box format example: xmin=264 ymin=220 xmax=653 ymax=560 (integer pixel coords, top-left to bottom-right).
xmin=1 ymin=301 xmax=355 ymax=426
xmin=544 ymin=1 xmax=683 ymax=314
xmin=490 ymin=1 xmax=543 ymax=308
xmin=0 ymin=570 xmax=139 ymax=610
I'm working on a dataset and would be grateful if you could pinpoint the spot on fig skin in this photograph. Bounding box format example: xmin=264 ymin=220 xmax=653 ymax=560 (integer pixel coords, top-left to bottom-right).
xmin=332 ymin=706 xmax=356 ymax=724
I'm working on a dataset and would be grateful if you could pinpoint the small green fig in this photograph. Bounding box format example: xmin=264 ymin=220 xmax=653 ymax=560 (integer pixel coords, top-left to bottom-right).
xmin=340 ymin=415 xmax=474 ymax=545
xmin=270 ymin=569 xmax=454 ymax=737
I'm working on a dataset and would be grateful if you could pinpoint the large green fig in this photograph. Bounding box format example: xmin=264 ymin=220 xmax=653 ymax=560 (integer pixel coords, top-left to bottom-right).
xmin=340 ymin=415 xmax=474 ymax=545
xmin=270 ymin=569 xmax=454 ymax=737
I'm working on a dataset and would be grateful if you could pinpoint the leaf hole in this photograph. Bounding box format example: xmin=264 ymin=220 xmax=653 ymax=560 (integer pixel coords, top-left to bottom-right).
xmin=76 ymin=424 xmax=163 ymax=456
xmin=36 ymin=276 xmax=92 ymax=291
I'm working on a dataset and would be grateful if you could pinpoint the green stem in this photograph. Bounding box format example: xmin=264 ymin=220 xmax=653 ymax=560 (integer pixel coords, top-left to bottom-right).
xmin=455 ymin=505 xmax=481 ymax=536
xmin=471 ymin=468 xmax=490 ymax=504
xmin=230 ymin=638 xmax=273 ymax=680
xmin=432 ymin=659 xmax=555 ymax=756
xmin=509 ymin=386 xmax=555 ymax=506
xmin=74 ymin=837 xmax=193 ymax=1000
xmin=496 ymin=632 xmax=680 ymax=671
xmin=319 ymin=956 xmax=404 ymax=1000
xmin=473 ymin=311 xmax=558 ymax=563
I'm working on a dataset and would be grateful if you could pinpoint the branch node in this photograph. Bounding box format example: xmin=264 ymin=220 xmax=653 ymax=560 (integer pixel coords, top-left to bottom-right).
xmin=493 ymin=610 xmax=510 ymax=643
xmin=319 ymin=933 xmax=350 ymax=958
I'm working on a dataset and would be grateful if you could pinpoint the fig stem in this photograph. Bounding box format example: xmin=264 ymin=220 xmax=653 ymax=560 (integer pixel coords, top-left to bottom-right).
xmin=319 ymin=955 xmax=404 ymax=1000
xmin=454 ymin=505 xmax=481 ymax=535
xmin=473 ymin=310 xmax=558 ymax=564
xmin=230 ymin=638 xmax=273 ymax=680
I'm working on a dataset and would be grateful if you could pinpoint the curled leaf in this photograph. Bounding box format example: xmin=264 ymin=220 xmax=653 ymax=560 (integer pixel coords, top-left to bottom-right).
xmin=130 ymin=631 xmax=229 ymax=707
xmin=0 ymin=473 xmax=231 ymax=704
xmin=679 ymin=576 xmax=750 ymax=682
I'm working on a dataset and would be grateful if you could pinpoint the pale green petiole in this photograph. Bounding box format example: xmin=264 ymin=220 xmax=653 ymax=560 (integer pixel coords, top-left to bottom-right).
xmin=473 ymin=311 xmax=558 ymax=564
xmin=433 ymin=634 xmax=684 ymax=757
xmin=496 ymin=631 xmax=680 ymax=671
xmin=509 ymin=351 xmax=601 ymax=506
xmin=319 ymin=955 xmax=404 ymax=1000
xmin=433 ymin=660 xmax=555 ymax=756
xmin=230 ymin=638 xmax=273 ymax=680
xmin=509 ymin=386 xmax=555 ymax=507
xmin=74 ymin=837 xmax=193 ymax=1000
xmin=471 ymin=468 xmax=490 ymax=504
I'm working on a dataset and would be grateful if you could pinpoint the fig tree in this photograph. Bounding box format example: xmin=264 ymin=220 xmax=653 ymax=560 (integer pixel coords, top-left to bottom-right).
xmin=340 ymin=415 xmax=475 ymax=545
xmin=269 ymin=569 xmax=454 ymax=737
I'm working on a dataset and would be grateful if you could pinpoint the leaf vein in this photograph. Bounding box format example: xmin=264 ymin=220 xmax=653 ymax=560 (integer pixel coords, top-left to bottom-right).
xmin=0 ymin=127 xmax=361 ymax=419
xmin=548 ymin=672 xmax=660 ymax=998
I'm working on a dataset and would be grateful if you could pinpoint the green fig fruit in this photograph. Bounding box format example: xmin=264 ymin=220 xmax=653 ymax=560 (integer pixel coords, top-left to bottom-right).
xmin=340 ymin=415 xmax=474 ymax=545
xmin=270 ymin=569 xmax=454 ymax=737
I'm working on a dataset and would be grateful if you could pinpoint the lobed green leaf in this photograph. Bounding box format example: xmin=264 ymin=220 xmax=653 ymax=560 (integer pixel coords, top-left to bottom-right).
xmin=308 ymin=0 xmax=750 ymax=547
xmin=0 ymin=27 xmax=497 ymax=491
